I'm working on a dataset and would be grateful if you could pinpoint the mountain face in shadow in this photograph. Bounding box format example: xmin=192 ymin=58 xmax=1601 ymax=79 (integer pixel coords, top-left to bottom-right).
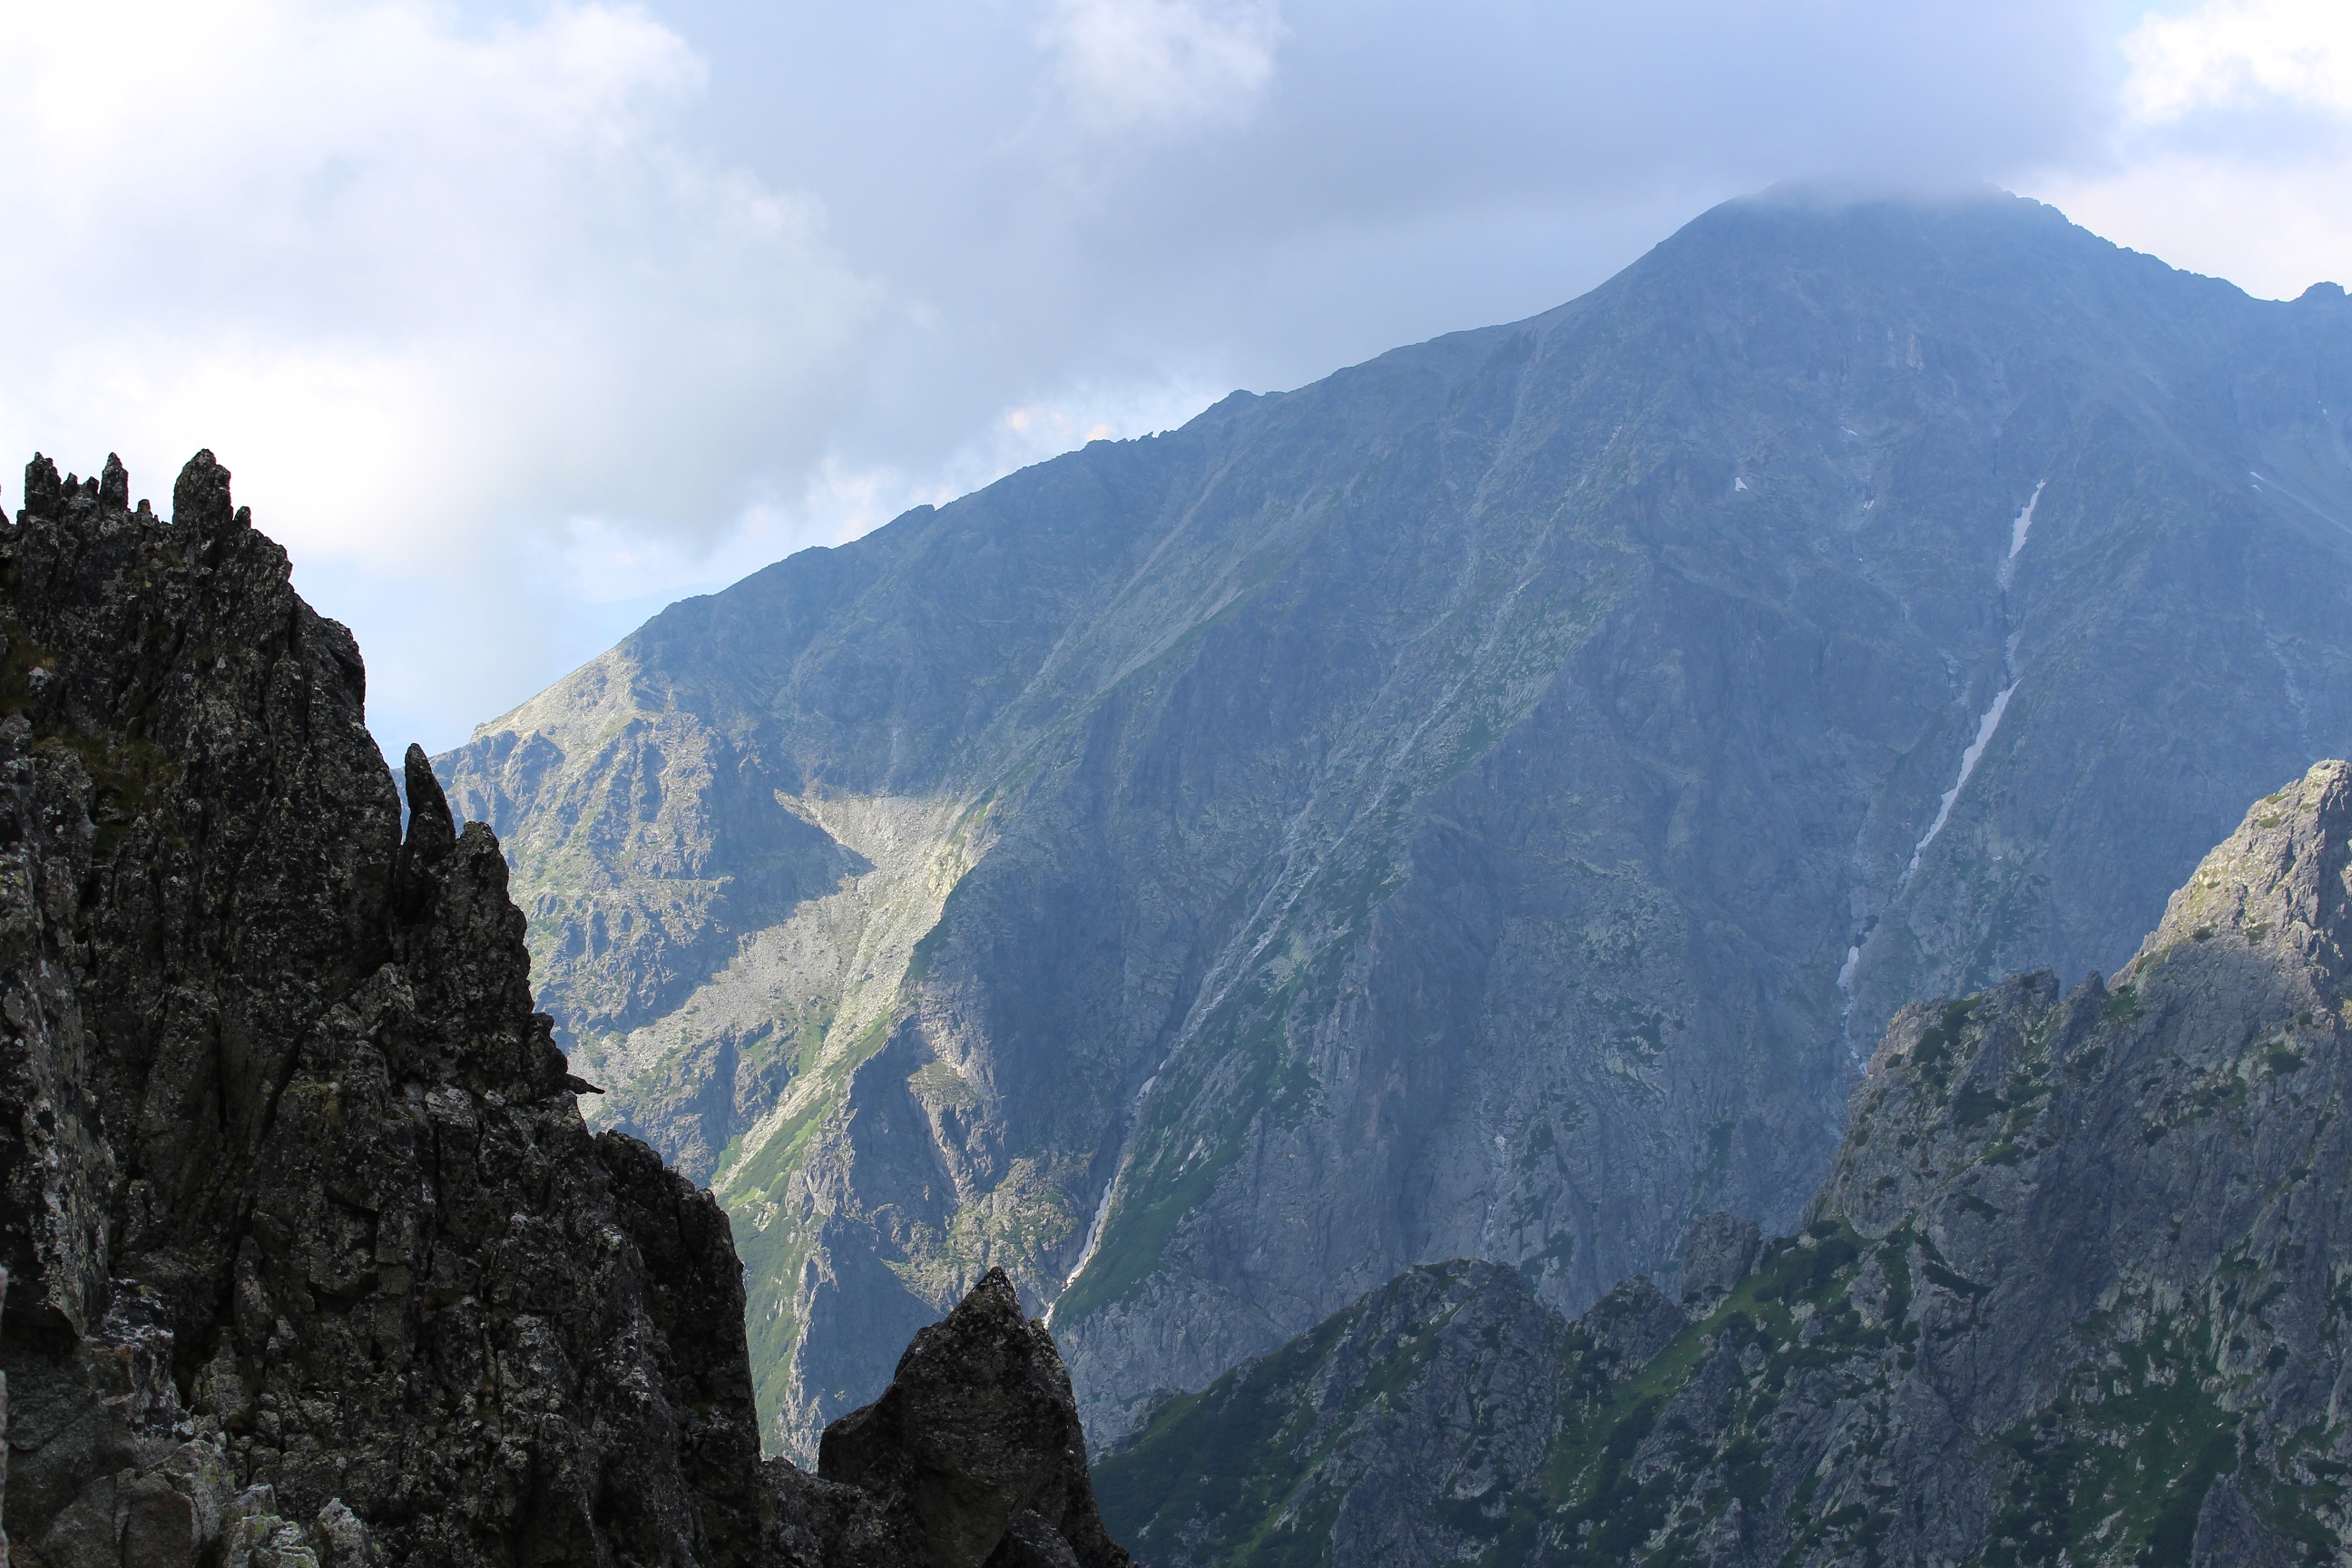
xmin=439 ymin=188 xmax=2352 ymax=1455
xmin=1096 ymin=760 xmax=2352 ymax=1567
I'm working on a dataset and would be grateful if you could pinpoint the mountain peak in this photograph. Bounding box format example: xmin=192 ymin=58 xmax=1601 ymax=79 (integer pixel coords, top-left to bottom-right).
xmin=439 ymin=170 xmax=2352 ymax=1455
xmin=2132 ymin=758 xmax=2352 ymax=978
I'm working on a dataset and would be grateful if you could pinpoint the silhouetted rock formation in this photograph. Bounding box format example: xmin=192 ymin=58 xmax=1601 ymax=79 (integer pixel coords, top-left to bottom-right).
xmin=819 ymin=1270 xmax=1129 ymax=1568
xmin=0 ymin=454 xmax=1130 ymax=1568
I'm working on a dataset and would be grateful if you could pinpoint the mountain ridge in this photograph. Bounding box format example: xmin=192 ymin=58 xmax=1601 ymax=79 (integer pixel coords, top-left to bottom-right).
xmin=441 ymin=186 xmax=2352 ymax=1455
xmin=1097 ymin=759 xmax=2352 ymax=1566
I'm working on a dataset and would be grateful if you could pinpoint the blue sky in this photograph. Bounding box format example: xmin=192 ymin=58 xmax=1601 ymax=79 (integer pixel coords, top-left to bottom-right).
xmin=2 ymin=0 xmax=2346 ymax=754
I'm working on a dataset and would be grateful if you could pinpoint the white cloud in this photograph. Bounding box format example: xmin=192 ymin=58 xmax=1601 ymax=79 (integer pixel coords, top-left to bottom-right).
xmin=0 ymin=0 xmax=882 ymax=746
xmin=1040 ymin=0 xmax=1285 ymax=133
xmin=2029 ymin=0 xmax=2352 ymax=299
xmin=2124 ymin=0 xmax=2352 ymax=120
xmin=553 ymin=376 xmax=1221 ymax=611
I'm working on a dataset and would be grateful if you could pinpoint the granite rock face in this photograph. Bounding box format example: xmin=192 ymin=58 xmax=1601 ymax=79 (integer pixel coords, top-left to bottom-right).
xmin=1673 ymin=1214 xmax=1759 ymax=1311
xmin=0 ymin=456 xmax=1132 ymax=1568
xmin=820 ymin=1269 xmax=1128 ymax=1568
xmin=440 ymin=190 xmax=2352 ymax=1455
xmin=1093 ymin=1261 xmax=1677 ymax=1568
xmin=1098 ymin=760 xmax=2352 ymax=1565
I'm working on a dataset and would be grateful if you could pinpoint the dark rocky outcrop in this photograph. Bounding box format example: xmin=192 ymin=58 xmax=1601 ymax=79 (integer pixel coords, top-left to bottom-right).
xmin=0 ymin=456 xmax=1131 ymax=1568
xmin=438 ymin=189 xmax=2352 ymax=1455
xmin=1099 ymin=760 xmax=2352 ymax=1565
xmin=820 ymin=1270 xmax=1127 ymax=1568
xmin=1092 ymin=1259 xmax=1698 ymax=1567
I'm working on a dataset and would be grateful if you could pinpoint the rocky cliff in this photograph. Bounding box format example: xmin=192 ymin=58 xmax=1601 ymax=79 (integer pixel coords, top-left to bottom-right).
xmin=0 ymin=455 xmax=1131 ymax=1568
xmin=440 ymin=188 xmax=2352 ymax=1455
xmin=1097 ymin=760 xmax=2352 ymax=1566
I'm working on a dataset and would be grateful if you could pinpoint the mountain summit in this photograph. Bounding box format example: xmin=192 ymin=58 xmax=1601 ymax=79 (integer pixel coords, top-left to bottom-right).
xmin=441 ymin=189 xmax=2352 ymax=1454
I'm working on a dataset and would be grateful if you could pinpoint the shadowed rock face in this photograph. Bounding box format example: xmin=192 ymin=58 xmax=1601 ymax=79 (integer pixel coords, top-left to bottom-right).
xmin=438 ymin=188 xmax=2352 ymax=1456
xmin=820 ymin=1270 xmax=1128 ymax=1568
xmin=0 ymin=455 xmax=1132 ymax=1568
xmin=1097 ymin=760 xmax=2352 ymax=1566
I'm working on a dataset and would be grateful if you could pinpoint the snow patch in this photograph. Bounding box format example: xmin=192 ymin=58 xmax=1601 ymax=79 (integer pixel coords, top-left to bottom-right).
xmin=1901 ymin=681 xmax=2018 ymax=887
xmin=1998 ymin=480 xmax=2046 ymax=589
xmin=1734 ymin=476 xmax=1749 ymax=492
xmin=1051 ymin=1073 xmax=1158 ymax=1314
xmin=2007 ymin=481 xmax=2046 ymax=559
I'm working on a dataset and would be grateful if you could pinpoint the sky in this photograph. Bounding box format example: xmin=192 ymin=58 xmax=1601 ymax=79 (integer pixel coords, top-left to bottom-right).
xmin=2 ymin=0 xmax=2348 ymax=756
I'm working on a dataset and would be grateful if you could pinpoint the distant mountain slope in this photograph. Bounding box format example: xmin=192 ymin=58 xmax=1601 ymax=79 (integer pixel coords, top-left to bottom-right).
xmin=439 ymin=188 xmax=2352 ymax=1456
xmin=1097 ymin=761 xmax=2352 ymax=1567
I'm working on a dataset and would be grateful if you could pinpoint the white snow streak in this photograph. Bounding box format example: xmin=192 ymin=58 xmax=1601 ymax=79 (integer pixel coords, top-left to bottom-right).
xmin=2008 ymin=481 xmax=2046 ymax=558
xmin=1857 ymin=480 xmax=2043 ymax=1029
xmin=1901 ymin=681 xmax=2018 ymax=887
xmin=1999 ymin=480 xmax=2046 ymax=588
xmin=1049 ymin=1072 xmax=1158 ymax=1318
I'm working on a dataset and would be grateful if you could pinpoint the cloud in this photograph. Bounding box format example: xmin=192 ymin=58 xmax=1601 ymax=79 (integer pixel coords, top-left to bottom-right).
xmin=1041 ymin=0 xmax=1286 ymax=133
xmin=551 ymin=375 xmax=1215 ymax=611
xmin=5 ymin=0 xmax=2344 ymax=751
xmin=2026 ymin=0 xmax=2352 ymax=299
xmin=0 ymin=0 xmax=888 ymax=747
xmin=2124 ymin=0 xmax=2352 ymax=121
xmin=0 ymin=1 xmax=877 ymax=544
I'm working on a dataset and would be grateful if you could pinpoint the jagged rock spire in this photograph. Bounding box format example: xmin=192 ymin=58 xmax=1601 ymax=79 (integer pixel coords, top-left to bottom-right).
xmin=171 ymin=449 xmax=238 ymax=534
xmin=2130 ymin=757 xmax=2352 ymax=978
xmin=97 ymin=455 xmax=128 ymax=514
xmin=401 ymin=742 xmax=456 ymax=865
xmin=21 ymin=454 xmax=59 ymax=520
xmin=821 ymin=1267 xmax=1133 ymax=1568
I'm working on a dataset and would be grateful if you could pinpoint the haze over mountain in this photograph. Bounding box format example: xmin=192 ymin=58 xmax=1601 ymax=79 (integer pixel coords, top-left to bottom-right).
xmin=440 ymin=187 xmax=2352 ymax=1458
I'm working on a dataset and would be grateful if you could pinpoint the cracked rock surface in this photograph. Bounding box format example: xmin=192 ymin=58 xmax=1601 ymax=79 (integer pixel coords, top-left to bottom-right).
xmin=0 ymin=454 xmax=1131 ymax=1568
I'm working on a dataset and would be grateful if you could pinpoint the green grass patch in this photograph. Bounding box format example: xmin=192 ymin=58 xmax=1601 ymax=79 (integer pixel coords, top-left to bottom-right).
xmin=1093 ymin=1301 xmax=1375 ymax=1568
xmin=1982 ymin=1318 xmax=2241 ymax=1567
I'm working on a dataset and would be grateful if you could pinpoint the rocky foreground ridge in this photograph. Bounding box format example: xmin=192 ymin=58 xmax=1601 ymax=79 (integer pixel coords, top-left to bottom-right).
xmin=1097 ymin=760 xmax=2352 ymax=1566
xmin=0 ymin=454 xmax=1132 ymax=1568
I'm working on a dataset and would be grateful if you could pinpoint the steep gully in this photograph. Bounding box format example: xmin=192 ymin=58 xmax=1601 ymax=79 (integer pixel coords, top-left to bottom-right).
xmin=1845 ymin=480 xmax=2046 ymax=1039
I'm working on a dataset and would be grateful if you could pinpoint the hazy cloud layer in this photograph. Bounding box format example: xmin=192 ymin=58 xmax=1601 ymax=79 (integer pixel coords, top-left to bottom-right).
xmin=0 ymin=0 xmax=2343 ymax=750
xmin=1043 ymin=0 xmax=1286 ymax=132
